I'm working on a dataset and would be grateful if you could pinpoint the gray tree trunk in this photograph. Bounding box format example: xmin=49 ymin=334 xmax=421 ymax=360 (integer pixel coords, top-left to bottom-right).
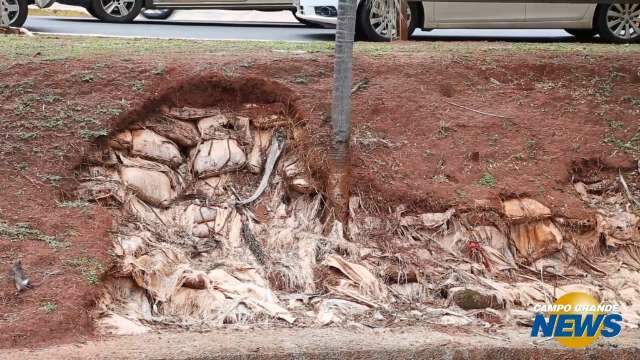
xmin=1 ymin=0 xmax=10 ymax=26
xmin=328 ymin=0 xmax=357 ymax=224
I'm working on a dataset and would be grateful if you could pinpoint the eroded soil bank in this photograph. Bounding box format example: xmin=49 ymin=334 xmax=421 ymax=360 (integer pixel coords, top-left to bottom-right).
xmin=0 ymin=38 xmax=639 ymax=349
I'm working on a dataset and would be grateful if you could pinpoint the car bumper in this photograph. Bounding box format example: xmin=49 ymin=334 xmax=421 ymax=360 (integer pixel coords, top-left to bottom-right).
xmin=296 ymin=0 xmax=338 ymax=28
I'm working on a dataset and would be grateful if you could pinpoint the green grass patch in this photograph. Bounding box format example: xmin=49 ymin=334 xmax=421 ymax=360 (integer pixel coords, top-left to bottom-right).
xmin=0 ymin=221 xmax=68 ymax=249
xmin=622 ymin=96 xmax=640 ymax=107
xmin=604 ymin=128 xmax=640 ymax=155
xmin=56 ymin=200 xmax=91 ymax=208
xmin=79 ymin=128 xmax=108 ymax=140
xmin=0 ymin=221 xmax=43 ymax=240
xmin=39 ymin=174 xmax=62 ymax=184
xmin=17 ymin=131 xmax=37 ymax=140
xmin=479 ymin=172 xmax=497 ymax=188
xmin=40 ymin=301 xmax=58 ymax=314
xmin=65 ymin=256 xmax=104 ymax=285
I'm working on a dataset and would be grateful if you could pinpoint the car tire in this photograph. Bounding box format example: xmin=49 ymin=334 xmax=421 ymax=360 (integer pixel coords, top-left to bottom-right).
xmin=356 ymin=0 xmax=419 ymax=42
xmin=85 ymin=4 xmax=98 ymax=18
xmin=90 ymin=0 xmax=143 ymax=23
xmin=594 ymin=3 xmax=640 ymax=44
xmin=141 ymin=8 xmax=174 ymax=20
xmin=5 ymin=0 xmax=28 ymax=28
xmin=564 ymin=28 xmax=597 ymax=39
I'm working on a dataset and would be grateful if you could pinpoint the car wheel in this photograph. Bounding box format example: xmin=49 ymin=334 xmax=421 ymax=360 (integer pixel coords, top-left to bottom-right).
xmin=141 ymin=8 xmax=174 ymax=20
xmin=595 ymin=3 xmax=640 ymax=43
xmin=356 ymin=0 xmax=419 ymax=42
xmin=564 ymin=28 xmax=597 ymax=39
xmin=90 ymin=0 xmax=143 ymax=23
xmin=3 ymin=0 xmax=28 ymax=28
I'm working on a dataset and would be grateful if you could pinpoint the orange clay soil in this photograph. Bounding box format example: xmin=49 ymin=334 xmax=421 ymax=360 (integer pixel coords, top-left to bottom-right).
xmin=1 ymin=45 xmax=639 ymax=349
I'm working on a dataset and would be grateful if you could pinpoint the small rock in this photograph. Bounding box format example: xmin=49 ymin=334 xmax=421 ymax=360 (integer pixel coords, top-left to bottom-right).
xmin=373 ymin=311 xmax=385 ymax=321
xmin=450 ymin=288 xmax=504 ymax=310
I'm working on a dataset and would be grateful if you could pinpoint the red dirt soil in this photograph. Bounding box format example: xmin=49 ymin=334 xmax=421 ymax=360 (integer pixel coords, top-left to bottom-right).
xmin=1 ymin=45 xmax=639 ymax=349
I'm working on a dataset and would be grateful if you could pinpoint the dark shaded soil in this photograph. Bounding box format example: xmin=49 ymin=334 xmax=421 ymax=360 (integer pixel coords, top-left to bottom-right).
xmin=1 ymin=42 xmax=639 ymax=349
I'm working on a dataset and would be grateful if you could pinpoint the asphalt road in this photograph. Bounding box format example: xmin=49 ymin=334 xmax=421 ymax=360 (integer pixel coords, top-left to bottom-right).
xmin=25 ymin=16 xmax=577 ymax=42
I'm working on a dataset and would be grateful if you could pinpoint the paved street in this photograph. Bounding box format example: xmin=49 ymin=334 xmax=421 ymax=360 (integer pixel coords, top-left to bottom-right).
xmin=25 ymin=13 xmax=578 ymax=42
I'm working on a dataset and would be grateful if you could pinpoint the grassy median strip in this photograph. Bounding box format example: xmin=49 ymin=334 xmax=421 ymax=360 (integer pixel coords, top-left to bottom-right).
xmin=0 ymin=36 xmax=335 ymax=61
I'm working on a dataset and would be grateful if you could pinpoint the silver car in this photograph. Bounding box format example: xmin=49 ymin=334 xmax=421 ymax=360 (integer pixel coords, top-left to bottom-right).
xmin=55 ymin=0 xmax=308 ymax=25
xmin=296 ymin=1 xmax=640 ymax=43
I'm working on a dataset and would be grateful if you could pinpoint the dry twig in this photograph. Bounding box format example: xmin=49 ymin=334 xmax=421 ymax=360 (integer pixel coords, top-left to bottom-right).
xmin=619 ymin=171 xmax=640 ymax=208
xmin=351 ymin=78 xmax=369 ymax=94
xmin=443 ymin=100 xmax=511 ymax=119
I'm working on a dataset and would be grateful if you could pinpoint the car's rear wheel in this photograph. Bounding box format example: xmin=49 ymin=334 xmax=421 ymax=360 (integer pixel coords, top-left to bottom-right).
xmin=356 ymin=0 xmax=419 ymax=42
xmin=564 ymin=28 xmax=597 ymax=39
xmin=90 ymin=0 xmax=143 ymax=23
xmin=4 ymin=0 xmax=28 ymax=27
xmin=141 ymin=8 xmax=174 ymax=20
xmin=595 ymin=3 xmax=640 ymax=43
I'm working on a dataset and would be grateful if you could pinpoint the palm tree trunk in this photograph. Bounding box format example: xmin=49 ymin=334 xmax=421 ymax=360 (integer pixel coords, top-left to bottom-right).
xmin=1 ymin=0 xmax=10 ymax=26
xmin=328 ymin=0 xmax=357 ymax=224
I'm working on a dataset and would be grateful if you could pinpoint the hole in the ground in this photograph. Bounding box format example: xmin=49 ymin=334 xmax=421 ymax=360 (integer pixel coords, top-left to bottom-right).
xmin=64 ymin=74 xmax=640 ymax=335
xmin=76 ymin=76 xmax=343 ymax=332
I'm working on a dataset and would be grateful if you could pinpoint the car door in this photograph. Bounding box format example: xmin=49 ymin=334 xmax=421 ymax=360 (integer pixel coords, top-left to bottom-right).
xmin=432 ymin=2 xmax=526 ymax=24
xmin=152 ymin=0 xmax=251 ymax=7
xmin=153 ymin=0 xmax=291 ymax=7
xmin=525 ymin=3 xmax=593 ymax=22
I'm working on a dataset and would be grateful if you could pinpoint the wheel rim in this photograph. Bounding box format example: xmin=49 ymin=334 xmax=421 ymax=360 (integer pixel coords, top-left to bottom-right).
xmin=3 ymin=0 xmax=20 ymax=24
xmin=606 ymin=3 xmax=640 ymax=40
xmin=368 ymin=0 xmax=411 ymax=40
xmin=100 ymin=0 xmax=136 ymax=18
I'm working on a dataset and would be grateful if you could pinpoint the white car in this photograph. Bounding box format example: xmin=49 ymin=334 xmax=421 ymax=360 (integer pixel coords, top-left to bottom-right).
xmin=55 ymin=0 xmax=318 ymax=26
xmin=295 ymin=1 xmax=640 ymax=43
